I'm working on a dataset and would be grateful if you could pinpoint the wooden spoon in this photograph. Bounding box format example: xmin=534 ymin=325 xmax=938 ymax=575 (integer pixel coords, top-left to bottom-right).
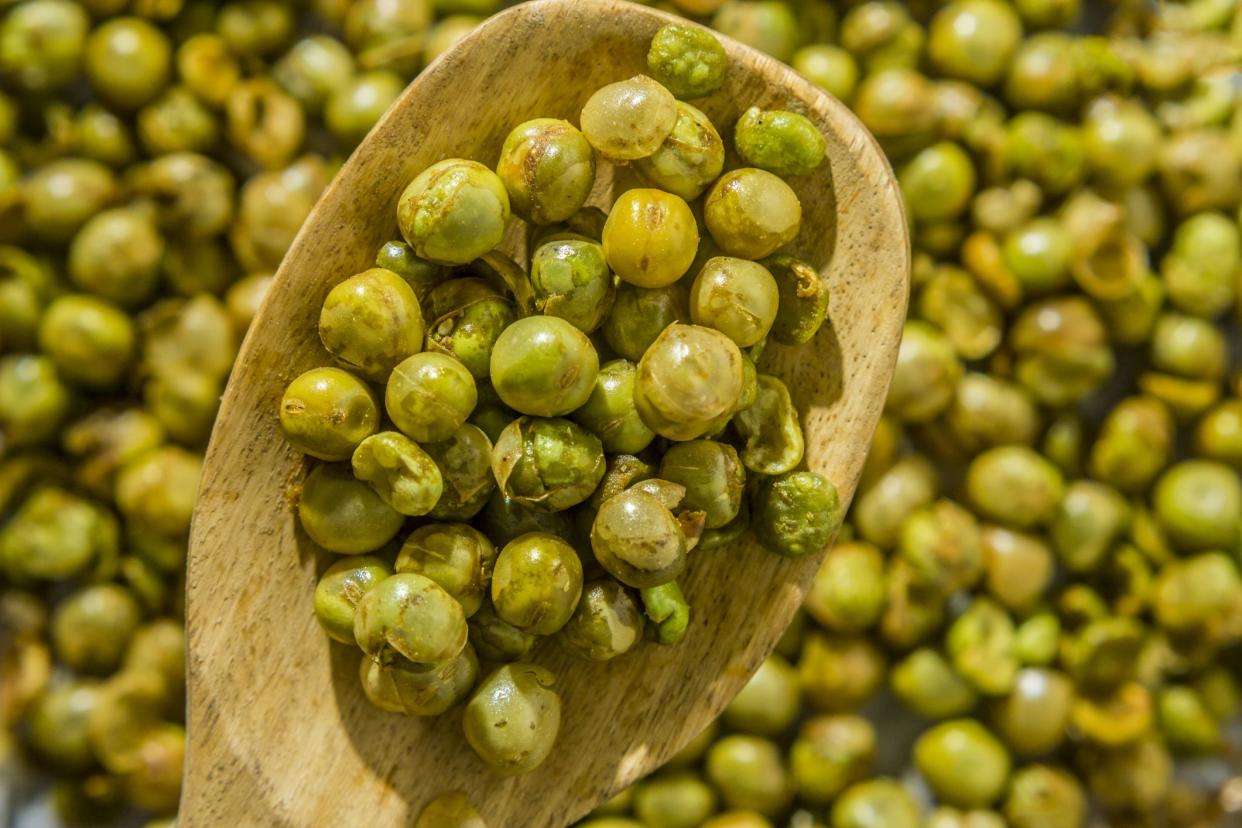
xmin=182 ymin=0 xmax=909 ymax=824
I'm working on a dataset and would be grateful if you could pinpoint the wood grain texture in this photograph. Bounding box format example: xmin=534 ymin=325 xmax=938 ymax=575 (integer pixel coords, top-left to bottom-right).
xmin=182 ymin=1 xmax=909 ymax=825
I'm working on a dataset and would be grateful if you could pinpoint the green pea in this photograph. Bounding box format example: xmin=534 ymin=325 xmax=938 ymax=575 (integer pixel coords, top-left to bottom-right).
xmin=353 ymin=573 xmax=467 ymax=664
xmin=424 ymin=424 xmax=496 ymax=521
xmin=463 ymin=663 xmax=561 ymax=775
xmin=646 ymin=23 xmax=727 ymax=99
xmin=559 ymin=578 xmax=645 ymax=661
xmin=891 ymin=648 xmax=978 ymax=719
xmin=491 ymin=532 xmax=583 ymax=635
xmin=753 ymin=471 xmax=841 ymax=558
xmin=320 ymin=267 xmax=425 ymax=382
xmin=297 ymin=463 xmax=404 ymax=554
xmin=724 ymin=654 xmax=799 ymax=736
xmin=764 ymin=254 xmax=830 ymax=346
xmin=397 ymin=159 xmax=510 ymax=265
xmin=831 ymin=779 xmax=919 ymax=828
xmin=947 ymin=598 xmax=1018 ymax=696
xmin=1153 ymin=460 xmax=1241 ymax=550
xmin=359 ymin=646 xmax=479 ymax=716
xmin=313 ymin=556 xmax=392 ymax=644
xmin=490 ymin=316 xmax=599 ymax=417
xmin=914 ymin=720 xmax=1011 ymax=808
xmin=280 ymin=367 xmax=380 ymax=461
xmin=352 ymin=431 xmax=444 ymax=517
xmin=705 ymin=735 xmax=793 ymax=816
xmin=497 ymin=119 xmax=596 ymax=225
xmin=734 ymin=107 xmax=826 ymax=178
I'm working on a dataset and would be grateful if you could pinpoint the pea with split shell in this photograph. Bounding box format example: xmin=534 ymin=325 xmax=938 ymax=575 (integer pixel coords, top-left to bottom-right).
xmin=463 ymin=663 xmax=561 ymax=775
xmin=359 ymin=646 xmax=479 ymax=717
xmin=602 ymin=188 xmax=700 ymax=288
xmin=734 ymin=374 xmax=806 ymax=475
xmin=765 ymin=254 xmax=829 ymax=345
xmin=603 ymin=281 xmax=690 ymax=363
xmin=635 ymin=101 xmax=726 ymax=201
xmin=353 ymin=572 xmax=467 ymax=664
xmin=580 ymin=75 xmax=678 ymax=161
xmin=491 ymin=416 xmax=605 ymax=512
xmin=280 ymin=367 xmax=380 ymax=461
xmin=424 ymin=423 xmax=496 ymax=521
xmin=480 ymin=489 xmax=575 ymax=547
xmin=528 ymin=237 xmax=615 ymax=333
xmin=297 ymin=463 xmax=405 ymax=554
xmin=423 ymin=277 xmax=517 ymax=379
xmin=646 ymin=23 xmax=727 ymax=100
xmin=559 ymin=578 xmax=645 ymax=661
xmin=319 ymin=267 xmax=425 ymax=382
xmin=397 ymin=159 xmax=510 ymax=266
xmin=704 ymin=168 xmax=802 ymax=259
xmin=468 ymin=602 xmax=537 ymax=663
xmin=753 ymin=471 xmax=842 ymax=558
xmin=659 ymin=440 xmax=745 ymax=529
xmin=392 ymin=524 xmax=494 ymax=619
xmin=350 ymin=432 xmax=442 ymax=516
xmin=634 ymin=323 xmax=745 ymax=441
xmin=385 ymin=352 xmax=478 ymax=443
xmin=592 ymin=488 xmax=688 ymax=589
xmin=572 ymin=359 xmax=657 ymax=455
xmin=490 ymin=532 xmax=583 ymax=635
xmin=734 ymin=107 xmax=827 ymax=178
xmin=496 ymin=118 xmax=596 ymax=225
xmin=690 ymin=257 xmax=780 ymax=348
xmin=314 ymin=556 xmax=392 ymax=644
xmin=641 ymin=581 xmax=691 ymax=645
xmin=490 ymin=315 xmax=599 ymax=417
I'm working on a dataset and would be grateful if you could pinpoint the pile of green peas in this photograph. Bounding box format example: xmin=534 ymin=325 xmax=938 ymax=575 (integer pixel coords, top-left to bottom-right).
xmin=0 ymin=0 xmax=510 ymax=824
xmin=287 ymin=22 xmax=843 ymax=776
xmin=1 ymin=0 xmax=1241 ymax=822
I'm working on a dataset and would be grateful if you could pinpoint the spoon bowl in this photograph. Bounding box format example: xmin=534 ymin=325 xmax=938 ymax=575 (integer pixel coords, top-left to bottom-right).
xmin=183 ymin=1 xmax=909 ymax=824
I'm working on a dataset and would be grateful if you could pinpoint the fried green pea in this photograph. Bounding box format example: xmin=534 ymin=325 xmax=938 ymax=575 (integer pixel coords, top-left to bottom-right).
xmin=641 ymin=580 xmax=691 ymax=645
xmin=491 ymin=532 xmax=583 ymax=635
xmin=385 ymin=352 xmax=477 ymax=443
xmin=114 ymin=447 xmax=200 ymax=539
xmin=965 ymin=446 xmax=1064 ymax=529
xmin=68 ymin=205 xmax=163 ymax=307
xmin=359 ymin=646 xmax=478 ymax=716
xmin=376 ymin=240 xmax=445 ymax=287
xmin=0 ymin=488 xmax=114 ymax=581
xmin=1152 ymin=460 xmax=1241 ymax=551
xmin=468 ymin=602 xmax=537 ymax=662
xmin=927 ymin=0 xmax=1022 ymax=86
xmin=947 ymin=597 xmax=1018 ymax=696
xmin=635 ymin=324 xmax=745 ymax=440
xmin=704 ymin=168 xmax=801 ymax=259
xmin=1050 ymin=480 xmax=1130 ymax=572
xmin=464 ymin=664 xmax=561 ymax=776
xmin=659 ymin=440 xmax=745 ymax=529
xmin=529 ymin=238 xmax=615 ymax=333
xmin=1003 ymin=764 xmax=1087 ymax=828
xmin=705 ymin=735 xmax=794 ymax=816
xmin=496 ymin=118 xmax=596 ymax=225
xmin=491 ymin=417 xmax=605 ymax=513
xmin=753 ymin=471 xmax=841 ymax=558
xmin=603 ymin=281 xmax=689 ymax=362
xmin=0 ymin=0 xmax=89 ymax=94
xmin=765 ymin=254 xmax=829 ymax=346
xmin=990 ymin=668 xmax=1073 ymax=757
xmin=26 ymin=680 xmax=100 ymax=772
xmin=580 ymin=75 xmax=678 ymax=161
xmin=280 ymin=367 xmax=380 ymax=461
xmin=352 ymin=431 xmax=443 ymax=516
xmin=319 ymin=267 xmax=425 ymax=382
xmin=690 ymin=257 xmax=779 ymax=348
xmin=354 ymin=572 xmax=467 ymax=664
xmin=51 ymin=585 xmax=140 ymax=675
xmin=572 ymin=359 xmax=656 ymax=455
xmin=83 ymin=17 xmax=171 ymax=109
xmin=313 ymin=556 xmax=392 ymax=644
xmin=735 ymin=107 xmax=826 ymax=178
xmin=396 ymin=523 xmax=495 ymax=618
xmin=635 ymin=102 xmax=726 ymax=201
xmin=37 ymin=295 xmax=136 ymax=390
xmin=831 ymin=779 xmax=919 ymax=828
xmin=397 ymin=159 xmax=510 ymax=265
xmin=559 ymin=579 xmax=645 ymax=661
xmin=490 ymin=315 xmax=599 ymax=417
xmin=890 ymin=648 xmax=978 ymax=719
xmin=297 ymin=463 xmax=404 ymax=554
xmin=735 ymin=375 xmax=806 ymax=474
xmin=789 ymin=715 xmax=875 ymax=804
xmin=423 ymin=278 xmax=516 ymax=378
xmin=592 ymin=489 xmax=688 ymax=588
xmin=724 ymin=654 xmax=799 ymax=736
xmin=602 ymin=188 xmax=699 ymax=288
xmin=805 ymin=542 xmax=886 ymax=633
xmin=914 ymin=720 xmax=1011 ymax=808
xmin=647 ymin=23 xmax=727 ymax=99
xmin=424 ymin=423 xmax=496 ymax=521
